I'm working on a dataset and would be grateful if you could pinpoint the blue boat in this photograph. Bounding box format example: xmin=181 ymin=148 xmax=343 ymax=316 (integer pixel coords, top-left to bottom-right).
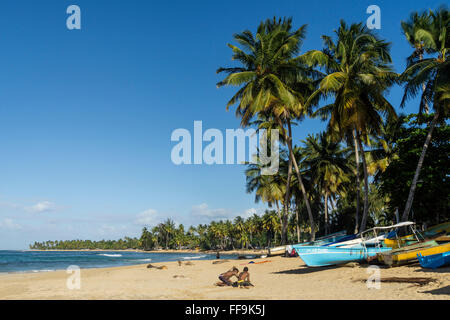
xmin=292 ymin=245 xmax=392 ymax=267
xmin=293 ymin=222 xmax=417 ymax=267
xmin=295 ymin=231 xmax=348 ymax=247
xmin=417 ymin=252 xmax=450 ymax=269
xmin=322 ymin=234 xmax=357 ymax=246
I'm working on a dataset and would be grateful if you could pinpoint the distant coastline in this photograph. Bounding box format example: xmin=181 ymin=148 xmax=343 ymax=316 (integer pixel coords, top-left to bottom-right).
xmin=26 ymin=248 xmax=268 ymax=255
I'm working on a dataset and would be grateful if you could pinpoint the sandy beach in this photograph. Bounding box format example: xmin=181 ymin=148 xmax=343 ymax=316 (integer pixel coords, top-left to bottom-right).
xmin=0 ymin=255 xmax=448 ymax=300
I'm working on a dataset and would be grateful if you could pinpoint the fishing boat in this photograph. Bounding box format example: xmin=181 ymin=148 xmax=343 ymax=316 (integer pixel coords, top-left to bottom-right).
xmin=378 ymin=241 xmax=450 ymax=267
xmin=267 ymin=245 xmax=286 ymax=256
xmin=292 ymin=245 xmax=392 ymax=267
xmin=434 ymin=235 xmax=450 ymax=243
xmin=384 ymin=235 xmax=420 ymax=248
xmin=417 ymin=251 xmax=450 ymax=269
xmin=424 ymin=221 xmax=450 ymax=238
xmin=294 ymin=230 xmax=349 ymax=247
xmin=383 ymin=221 xmax=450 ymax=248
xmin=292 ymin=223 xmax=413 ymax=267
xmin=321 ymin=222 xmax=416 ymax=249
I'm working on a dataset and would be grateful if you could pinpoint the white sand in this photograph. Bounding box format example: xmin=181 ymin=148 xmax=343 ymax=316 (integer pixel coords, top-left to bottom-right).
xmin=0 ymin=256 xmax=448 ymax=300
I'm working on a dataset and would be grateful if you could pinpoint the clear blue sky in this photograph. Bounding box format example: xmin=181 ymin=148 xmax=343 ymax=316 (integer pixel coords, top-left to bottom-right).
xmin=0 ymin=0 xmax=442 ymax=249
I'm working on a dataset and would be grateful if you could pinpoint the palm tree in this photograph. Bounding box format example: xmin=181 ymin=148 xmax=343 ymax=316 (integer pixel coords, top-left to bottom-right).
xmin=401 ymin=10 xmax=433 ymax=113
xmin=262 ymin=210 xmax=280 ymax=247
xmin=303 ymin=20 xmax=397 ymax=232
xmin=233 ymin=216 xmax=249 ymax=249
xmin=245 ymin=149 xmax=293 ymax=243
xmin=400 ymin=7 xmax=450 ymax=222
xmin=299 ymin=132 xmax=352 ymax=234
xmin=217 ymin=17 xmax=319 ymax=241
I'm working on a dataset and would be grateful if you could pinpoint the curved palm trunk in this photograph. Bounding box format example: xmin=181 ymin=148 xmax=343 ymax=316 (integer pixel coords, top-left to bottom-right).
xmin=286 ymin=119 xmax=316 ymax=241
xmin=357 ymin=133 xmax=370 ymax=232
xmin=401 ymin=111 xmax=440 ymax=222
xmin=352 ymin=130 xmax=361 ymax=234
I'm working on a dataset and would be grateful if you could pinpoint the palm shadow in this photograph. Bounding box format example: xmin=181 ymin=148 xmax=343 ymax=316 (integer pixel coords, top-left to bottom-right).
xmin=272 ymin=264 xmax=344 ymax=275
xmin=414 ymin=266 xmax=450 ymax=274
xmin=421 ymin=285 xmax=450 ymax=296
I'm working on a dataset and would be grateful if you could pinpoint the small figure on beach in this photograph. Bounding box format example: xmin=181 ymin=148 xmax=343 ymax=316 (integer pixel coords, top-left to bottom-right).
xmin=215 ymin=266 xmax=239 ymax=286
xmin=232 ymin=267 xmax=254 ymax=288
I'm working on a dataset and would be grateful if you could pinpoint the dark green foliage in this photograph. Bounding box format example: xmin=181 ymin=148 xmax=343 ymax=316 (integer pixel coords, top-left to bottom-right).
xmin=378 ymin=114 xmax=449 ymax=224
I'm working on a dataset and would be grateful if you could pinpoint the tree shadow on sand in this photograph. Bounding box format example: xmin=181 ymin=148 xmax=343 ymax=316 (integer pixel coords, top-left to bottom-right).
xmin=272 ymin=265 xmax=344 ymax=275
xmin=414 ymin=266 xmax=450 ymax=274
xmin=421 ymin=285 xmax=450 ymax=296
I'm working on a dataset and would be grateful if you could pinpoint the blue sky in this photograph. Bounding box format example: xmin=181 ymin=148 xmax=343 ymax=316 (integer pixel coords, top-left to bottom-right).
xmin=0 ymin=0 xmax=442 ymax=249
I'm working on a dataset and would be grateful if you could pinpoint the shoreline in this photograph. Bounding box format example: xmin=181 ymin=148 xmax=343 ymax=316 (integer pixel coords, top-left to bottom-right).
xmin=1 ymin=256 xmax=448 ymax=299
xmin=0 ymin=249 xmax=267 ymax=275
xmin=25 ymin=248 xmax=269 ymax=255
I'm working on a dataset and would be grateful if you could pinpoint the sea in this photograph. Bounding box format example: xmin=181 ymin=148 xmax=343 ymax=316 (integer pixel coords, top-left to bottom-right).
xmin=0 ymin=250 xmax=235 ymax=274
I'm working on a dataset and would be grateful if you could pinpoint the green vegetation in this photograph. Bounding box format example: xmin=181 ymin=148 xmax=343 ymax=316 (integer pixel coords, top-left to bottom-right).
xmin=30 ymin=6 xmax=449 ymax=251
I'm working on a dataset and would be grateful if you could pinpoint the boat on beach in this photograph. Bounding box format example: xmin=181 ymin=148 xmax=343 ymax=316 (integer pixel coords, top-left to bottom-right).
xmin=294 ymin=230 xmax=348 ymax=247
xmin=375 ymin=221 xmax=450 ymax=267
xmin=293 ymin=245 xmax=392 ymax=267
xmin=292 ymin=222 xmax=415 ymax=267
xmin=424 ymin=221 xmax=450 ymax=238
xmin=417 ymin=251 xmax=450 ymax=269
xmin=285 ymin=231 xmax=349 ymax=256
xmin=267 ymin=246 xmax=286 ymax=256
xmin=378 ymin=241 xmax=450 ymax=267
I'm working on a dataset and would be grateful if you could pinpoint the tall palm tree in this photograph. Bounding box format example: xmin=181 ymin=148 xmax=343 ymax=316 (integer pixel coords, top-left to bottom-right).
xmin=303 ymin=20 xmax=397 ymax=232
xmin=400 ymin=7 xmax=450 ymax=222
xmin=299 ymin=132 xmax=352 ymax=234
xmin=217 ymin=17 xmax=320 ymax=241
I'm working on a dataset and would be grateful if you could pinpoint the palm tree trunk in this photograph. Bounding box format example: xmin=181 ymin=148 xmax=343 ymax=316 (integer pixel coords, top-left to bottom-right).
xmin=419 ymin=52 xmax=430 ymax=114
xmin=352 ymin=130 xmax=360 ymax=234
xmin=401 ymin=111 xmax=440 ymax=222
xmin=324 ymin=192 xmax=329 ymax=235
xmin=295 ymin=203 xmax=300 ymax=243
xmin=286 ymin=119 xmax=316 ymax=241
xmin=357 ymin=132 xmax=370 ymax=232
xmin=282 ymin=150 xmax=293 ymax=245
xmin=275 ymin=201 xmax=282 ymax=246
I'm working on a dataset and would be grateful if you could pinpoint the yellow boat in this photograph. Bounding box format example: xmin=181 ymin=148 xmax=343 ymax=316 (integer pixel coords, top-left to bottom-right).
xmin=384 ymin=236 xmax=418 ymax=249
xmin=379 ymin=241 xmax=450 ymax=267
xmin=435 ymin=235 xmax=450 ymax=243
xmin=383 ymin=221 xmax=450 ymax=248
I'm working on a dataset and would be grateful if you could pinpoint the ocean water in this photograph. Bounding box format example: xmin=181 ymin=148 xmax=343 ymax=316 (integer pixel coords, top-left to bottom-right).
xmin=0 ymin=250 xmax=235 ymax=274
